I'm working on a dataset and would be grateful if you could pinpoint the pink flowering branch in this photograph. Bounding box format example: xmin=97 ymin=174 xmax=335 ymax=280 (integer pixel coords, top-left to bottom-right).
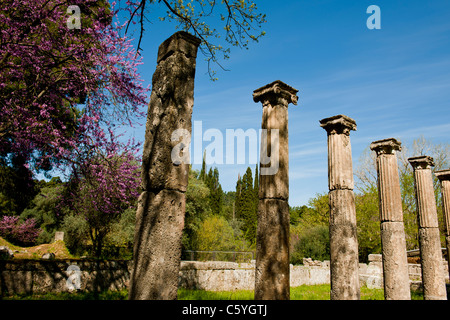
xmin=0 ymin=0 xmax=149 ymax=174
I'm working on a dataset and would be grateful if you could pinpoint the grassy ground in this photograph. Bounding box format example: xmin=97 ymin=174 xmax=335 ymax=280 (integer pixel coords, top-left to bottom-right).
xmin=0 ymin=236 xmax=73 ymax=259
xmin=2 ymin=285 xmax=424 ymax=300
xmin=178 ymin=285 xmax=424 ymax=300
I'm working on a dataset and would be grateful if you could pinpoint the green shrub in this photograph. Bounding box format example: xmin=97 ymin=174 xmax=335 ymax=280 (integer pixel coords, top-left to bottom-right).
xmin=290 ymin=225 xmax=330 ymax=265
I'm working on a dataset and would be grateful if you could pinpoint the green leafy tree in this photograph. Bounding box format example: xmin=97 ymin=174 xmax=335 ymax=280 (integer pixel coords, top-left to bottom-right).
xmin=62 ymin=212 xmax=90 ymax=256
xmin=221 ymin=190 xmax=236 ymax=220
xmin=183 ymin=169 xmax=212 ymax=251
xmin=196 ymin=214 xmax=252 ymax=260
xmin=20 ymin=177 xmax=64 ymax=244
xmin=197 ymin=215 xmax=236 ymax=252
xmin=289 ymin=205 xmax=315 ymax=226
xmin=304 ymin=193 xmax=330 ymax=226
xmin=289 ymin=195 xmax=329 ymax=264
xmin=355 ymin=186 xmax=381 ymax=262
xmin=290 ymin=225 xmax=330 ymax=265
xmin=0 ymin=156 xmax=38 ymax=216
xmin=105 ymin=207 xmax=136 ymax=258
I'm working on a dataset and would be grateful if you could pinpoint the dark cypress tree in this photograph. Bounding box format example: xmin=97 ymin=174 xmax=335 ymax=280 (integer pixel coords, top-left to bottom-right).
xmin=210 ymin=168 xmax=223 ymax=215
xmin=237 ymin=167 xmax=257 ymax=244
xmin=201 ymin=163 xmax=223 ymax=216
xmin=253 ymin=164 xmax=259 ymax=221
xmin=235 ymin=173 xmax=242 ymax=219
xmin=200 ymin=150 xmax=206 ymax=181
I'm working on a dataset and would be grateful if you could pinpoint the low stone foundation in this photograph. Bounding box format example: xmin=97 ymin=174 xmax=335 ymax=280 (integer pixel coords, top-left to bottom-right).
xmin=0 ymin=259 xmax=130 ymax=295
xmin=1 ymin=256 xmax=448 ymax=295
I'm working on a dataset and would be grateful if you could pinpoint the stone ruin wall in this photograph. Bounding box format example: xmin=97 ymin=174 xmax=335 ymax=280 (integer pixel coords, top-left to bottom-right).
xmin=1 ymin=256 xmax=448 ymax=295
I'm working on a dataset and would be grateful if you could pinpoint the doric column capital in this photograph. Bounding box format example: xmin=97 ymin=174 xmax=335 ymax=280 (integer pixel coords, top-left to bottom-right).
xmin=370 ymin=138 xmax=402 ymax=155
xmin=408 ymin=155 xmax=435 ymax=170
xmin=320 ymin=115 xmax=357 ymax=135
xmin=435 ymin=169 xmax=450 ymax=181
xmin=253 ymin=80 xmax=299 ymax=107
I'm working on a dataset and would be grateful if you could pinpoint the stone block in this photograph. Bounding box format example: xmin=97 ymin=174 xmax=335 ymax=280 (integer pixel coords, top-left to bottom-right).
xmin=368 ymin=254 xmax=382 ymax=263
xmin=54 ymin=231 xmax=64 ymax=242
xmin=0 ymin=246 xmax=14 ymax=259
xmin=157 ymin=31 xmax=201 ymax=63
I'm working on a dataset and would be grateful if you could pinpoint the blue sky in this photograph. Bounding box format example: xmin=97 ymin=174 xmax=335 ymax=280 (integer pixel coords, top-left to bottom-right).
xmin=126 ymin=0 xmax=450 ymax=206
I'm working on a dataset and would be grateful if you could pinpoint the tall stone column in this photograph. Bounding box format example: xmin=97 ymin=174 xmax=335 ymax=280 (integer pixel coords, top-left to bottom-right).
xmin=129 ymin=31 xmax=201 ymax=300
xmin=320 ymin=115 xmax=360 ymax=300
xmin=370 ymin=138 xmax=411 ymax=300
xmin=253 ymin=80 xmax=298 ymax=300
xmin=408 ymin=156 xmax=447 ymax=300
xmin=434 ymin=169 xmax=450 ymax=281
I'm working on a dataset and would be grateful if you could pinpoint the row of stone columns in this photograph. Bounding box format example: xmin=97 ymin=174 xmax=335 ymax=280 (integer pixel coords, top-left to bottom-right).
xmin=252 ymin=91 xmax=448 ymax=300
xmin=319 ymin=117 xmax=448 ymax=300
xmin=129 ymin=32 xmax=448 ymax=300
xmin=320 ymin=116 xmax=448 ymax=300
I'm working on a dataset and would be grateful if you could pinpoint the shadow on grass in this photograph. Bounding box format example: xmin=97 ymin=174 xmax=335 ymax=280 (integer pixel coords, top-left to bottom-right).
xmin=2 ymin=285 xmax=424 ymax=300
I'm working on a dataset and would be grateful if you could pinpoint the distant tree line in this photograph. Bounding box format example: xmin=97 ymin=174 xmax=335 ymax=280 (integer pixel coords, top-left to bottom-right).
xmin=1 ymin=137 xmax=447 ymax=263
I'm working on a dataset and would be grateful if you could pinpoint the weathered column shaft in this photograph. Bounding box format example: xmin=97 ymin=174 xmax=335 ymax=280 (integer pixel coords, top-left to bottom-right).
xmin=370 ymin=138 xmax=410 ymax=300
xmin=409 ymin=156 xmax=447 ymax=300
xmin=129 ymin=31 xmax=201 ymax=300
xmin=320 ymin=115 xmax=360 ymax=300
xmin=435 ymin=169 xmax=450 ymax=281
xmin=253 ymin=80 xmax=298 ymax=300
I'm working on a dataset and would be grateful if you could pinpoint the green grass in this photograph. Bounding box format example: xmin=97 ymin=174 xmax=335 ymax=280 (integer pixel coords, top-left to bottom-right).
xmin=178 ymin=284 xmax=424 ymax=300
xmin=2 ymin=285 xmax=424 ymax=300
xmin=178 ymin=288 xmax=254 ymax=300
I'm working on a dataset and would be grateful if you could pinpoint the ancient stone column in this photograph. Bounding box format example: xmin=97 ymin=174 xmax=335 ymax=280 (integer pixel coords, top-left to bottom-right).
xmin=320 ymin=115 xmax=360 ymax=300
xmin=408 ymin=156 xmax=447 ymax=300
xmin=370 ymin=138 xmax=411 ymax=300
xmin=253 ymin=80 xmax=298 ymax=300
xmin=129 ymin=31 xmax=201 ymax=300
xmin=434 ymin=169 xmax=450 ymax=282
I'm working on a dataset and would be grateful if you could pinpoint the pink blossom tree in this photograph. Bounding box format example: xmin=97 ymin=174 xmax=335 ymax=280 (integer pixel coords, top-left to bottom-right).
xmin=61 ymin=136 xmax=141 ymax=257
xmin=0 ymin=216 xmax=42 ymax=246
xmin=0 ymin=0 xmax=148 ymax=174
